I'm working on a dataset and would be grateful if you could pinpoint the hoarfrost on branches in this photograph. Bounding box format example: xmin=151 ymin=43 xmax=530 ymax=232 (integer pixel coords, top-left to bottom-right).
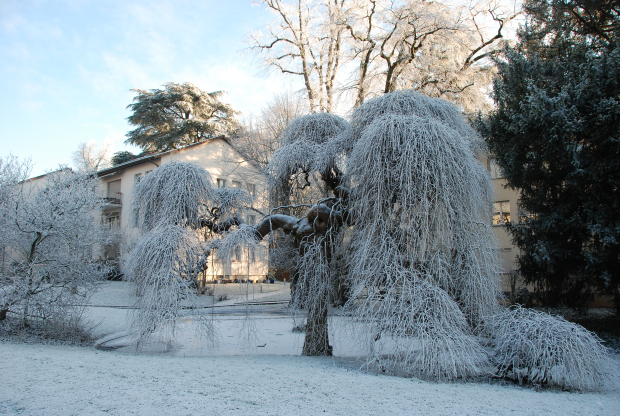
xmin=236 ymin=91 xmax=502 ymax=368
xmin=125 ymin=89 xmax=611 ymax=390
xmin=268 ymin=112 xmax=349 ymax=192
xmin=488 ymin=306 xmax=612 ymax=389
xmin=343 ymin=90 xmax=485 ymax=154
xmin=131 ymin=161 xmax=219 ymax=231
xmin=126 ymin=160 xmax=253 ymax=346
xmin=124 ymin=224 xmax=212 ymax=347
xmin=0 ymin=163 xmax=114 ymax=336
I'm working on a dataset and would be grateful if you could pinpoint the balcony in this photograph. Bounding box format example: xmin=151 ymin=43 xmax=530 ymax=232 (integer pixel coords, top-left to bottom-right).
xmin=101 ymin=197 xmax=122 ymax=210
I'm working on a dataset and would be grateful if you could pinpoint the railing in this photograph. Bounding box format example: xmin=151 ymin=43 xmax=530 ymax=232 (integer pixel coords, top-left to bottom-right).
xmin=103 ymin=197 xmax=121 ymax=205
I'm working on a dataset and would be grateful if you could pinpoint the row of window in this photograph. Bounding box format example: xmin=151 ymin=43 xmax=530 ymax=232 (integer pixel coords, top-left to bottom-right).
xmin=134 ymin=170 xmax=153 ymax=183
xmin=492 ymin=201 xmax=536 ymax=225
xmin=217 ymin=178 xmax=257 ymax=198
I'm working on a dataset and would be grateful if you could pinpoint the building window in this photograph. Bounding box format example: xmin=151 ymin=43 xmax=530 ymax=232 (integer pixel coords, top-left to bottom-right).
xmin=487 ymin=159 xmax=503 ymax=179
xmin=231 ymin=180 xmax=242 ymax=188
xmin=134 ymin=173 xmax=142 ymax=183
xmin=145 ymin=170 xmax=153 ymax=175
xmin=232 ymin=246 xmax=241 ymax=262
xmin=217 ymin=178 xmax=226 ymax=188
xmin=246 ymin=183 xmax=256 ymax=198
xmin=493 ymin=201 xmax=511 ymax=225
xmin=107 ymin=180 xmax=121 ymax=204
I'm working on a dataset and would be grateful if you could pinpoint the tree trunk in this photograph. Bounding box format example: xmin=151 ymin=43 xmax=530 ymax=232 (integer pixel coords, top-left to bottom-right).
xmin=302 ymin=289 xmax=332 ymax=356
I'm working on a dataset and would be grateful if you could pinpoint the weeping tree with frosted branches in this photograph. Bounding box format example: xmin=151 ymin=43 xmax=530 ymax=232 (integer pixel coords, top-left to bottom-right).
xmin=214 ymin=90 xmax=611 ymax=387
xmin=128 ymin=90 xmax=611 ymax=388
xmin=230 ymin=90 xmax=500 ymax=370
xmin=124 ymin=161 xmax=251 ymax=347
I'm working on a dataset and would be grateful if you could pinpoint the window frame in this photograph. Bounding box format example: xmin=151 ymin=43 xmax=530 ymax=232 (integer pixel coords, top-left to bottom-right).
xmin=492 ymin=201 xmax=511 ymax=225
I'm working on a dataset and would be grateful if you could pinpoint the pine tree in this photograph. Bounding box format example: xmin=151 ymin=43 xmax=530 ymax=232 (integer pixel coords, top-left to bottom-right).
xmin=477 ymin=0 xmax=620 ymax=310
xmin=125 ymin=82 xmax=239 ymax=153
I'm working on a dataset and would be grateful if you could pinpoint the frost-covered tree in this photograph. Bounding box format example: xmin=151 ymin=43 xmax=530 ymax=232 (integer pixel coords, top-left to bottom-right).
xmin=250 ymin=0 xmax=346 ymax=113
xmin=129 ymin=91 xmax=610 ymax=388
xmin=0 ymin=161 xmax=114 ymax=334
xmin=250 ymin=0 xmax=520 ymax=112
xmin=71 ymin=140 xmax=112 ymax=172
xmin=125 ymin=82 xmax=239 ymax=153
xmin=211 ymin=90 xmax=611 ymax=387
xmin=215 ymin=91 xmax=499 ymax=377
xmin=124 ymin=161 xmax=251 ymax=346
xmin=477 ymin=0 xmax=620 ymax=311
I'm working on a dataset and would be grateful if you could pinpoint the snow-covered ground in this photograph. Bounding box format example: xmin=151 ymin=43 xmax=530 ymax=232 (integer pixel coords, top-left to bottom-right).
xmin=1 ymin=281 xmax=619 ymax=415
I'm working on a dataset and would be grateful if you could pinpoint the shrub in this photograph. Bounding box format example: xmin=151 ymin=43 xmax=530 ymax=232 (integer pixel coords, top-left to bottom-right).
xmin=488 ymin=306 xmax=611 ymax=389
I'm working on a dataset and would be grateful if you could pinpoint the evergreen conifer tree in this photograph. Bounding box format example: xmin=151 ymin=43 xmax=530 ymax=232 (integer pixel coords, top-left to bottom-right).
xmin=477 ymin=0 xmax=620 ymax=310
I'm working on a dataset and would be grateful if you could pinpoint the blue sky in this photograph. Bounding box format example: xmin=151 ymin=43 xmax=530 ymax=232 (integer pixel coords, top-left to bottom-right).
xmin=0 ymin=0 xmax=301 ymax=176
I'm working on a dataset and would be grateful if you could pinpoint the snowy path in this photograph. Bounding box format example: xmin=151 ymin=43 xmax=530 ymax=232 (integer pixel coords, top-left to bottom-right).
xmin=1 ymin=341 xmax=619 ymax=416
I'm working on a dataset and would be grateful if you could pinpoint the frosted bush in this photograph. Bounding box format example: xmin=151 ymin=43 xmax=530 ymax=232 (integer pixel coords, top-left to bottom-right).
xmin=488 ymin=306 xmax=611 ymax=389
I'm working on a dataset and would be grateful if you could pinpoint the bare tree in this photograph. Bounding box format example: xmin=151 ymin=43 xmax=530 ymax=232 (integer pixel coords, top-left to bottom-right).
xmin=342 ymin=0 xmax=520 ymax=111
xmin=0 ymin=164 xmax=114 ymax=335
xmin=250 ymin=0 xmax=346 ymax=113
xmin=252 ymin=0 xmax=520 ymax=112
xmin=72 ymin=140 xmax=113 ymax=172
xmin=231 ymin=91 xmax=309 ymax=169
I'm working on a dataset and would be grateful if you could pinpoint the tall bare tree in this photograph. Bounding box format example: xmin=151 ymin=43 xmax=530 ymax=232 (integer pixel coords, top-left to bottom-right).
xmin=250 ymin=0 xmax=346 ymax=113
xmin=252 ymin=0 xmax=520 ymax=112
xmin=72 ymin=140 xmax=112 ymax=172
xmin=232 ymin=92 xmax=309 ymax=169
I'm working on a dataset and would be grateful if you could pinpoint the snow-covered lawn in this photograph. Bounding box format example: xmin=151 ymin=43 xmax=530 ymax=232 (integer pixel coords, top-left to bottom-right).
xmin=1 ymin=281 xmax=619 ymax=415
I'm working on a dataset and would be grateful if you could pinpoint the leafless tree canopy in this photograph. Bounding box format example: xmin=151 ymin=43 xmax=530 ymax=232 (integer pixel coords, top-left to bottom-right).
xmin=72 ymin=141 xmax=112 ymax=172
xmin=250 ymin=0 xmax=521 ymax=112
xmin=0 ymin=161 xmax=114 ymax=333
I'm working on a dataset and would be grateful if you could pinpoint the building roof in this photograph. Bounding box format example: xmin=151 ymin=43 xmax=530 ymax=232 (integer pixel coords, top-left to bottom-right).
xmin=96 ymin=135 xmax=235 ymax=178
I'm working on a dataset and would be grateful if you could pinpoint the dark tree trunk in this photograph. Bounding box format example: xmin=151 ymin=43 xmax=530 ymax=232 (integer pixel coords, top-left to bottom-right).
xmin=302 ymin=289 xmax=332 ymax=356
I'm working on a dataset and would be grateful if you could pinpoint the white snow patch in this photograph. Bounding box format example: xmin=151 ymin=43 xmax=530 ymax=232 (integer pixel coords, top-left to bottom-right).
xmin=1 ymin=281 xmax=619 ymax=415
